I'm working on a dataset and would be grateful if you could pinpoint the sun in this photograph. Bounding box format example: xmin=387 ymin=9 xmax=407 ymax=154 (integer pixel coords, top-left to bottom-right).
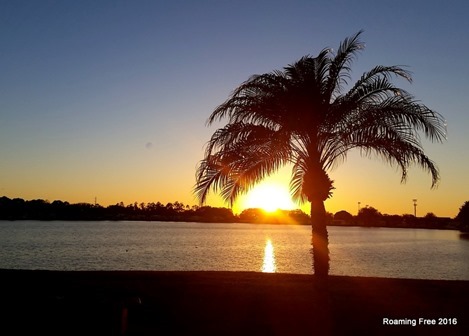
xmin=243 ymin=182 xmax=295 ymax=212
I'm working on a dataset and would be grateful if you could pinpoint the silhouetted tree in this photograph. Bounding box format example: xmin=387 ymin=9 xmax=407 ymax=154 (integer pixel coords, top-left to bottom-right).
xmin=422 ymin=212 xmax=437 ymax=228
xmin=194 ymin=31 xmax=445 ymax=275
xmin=193 ymin=206 xmax=236 ymax=222
xmin=357 ymin=206 xmax=382 ymax=226
xmin=27 ymin=199 xmax=50 ymax=219
xmin=334 ymin=210 xmax=353 ymax=224
xmin=456 ymin=201 xmax=469 ymax=231
xmin=172 ymin=201 xmax=186 ymax=213
xmin=239 ymin=208 xmax=265 ymax=223
xmin=50 ymin=200 xmax=70 ymax=219
xmin=287 ymin=209 xmax=311 ymax=224
xmin=402 ymin=214 xmax=418 ymax=227
xmin=382 ymin=214 xmax=403 ymax=228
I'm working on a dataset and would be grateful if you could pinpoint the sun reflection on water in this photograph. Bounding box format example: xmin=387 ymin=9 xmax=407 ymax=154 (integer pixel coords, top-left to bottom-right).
xmin=262 ymin=239 xmax=276 ymax=273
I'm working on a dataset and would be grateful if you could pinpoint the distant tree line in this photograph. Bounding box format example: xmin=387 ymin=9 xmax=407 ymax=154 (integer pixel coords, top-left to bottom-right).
xmin=0 ymin=197 xmax=235 ymax=222
xmin=0 ymin=196 xmax=309 ymax=224
xmin=332 ymin=206 xmax=462 ymax=230
xmin=0 ymin=196 xmax=467 ymax=230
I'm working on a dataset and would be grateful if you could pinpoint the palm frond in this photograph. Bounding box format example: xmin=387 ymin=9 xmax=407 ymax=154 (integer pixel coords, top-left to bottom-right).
xmin=290 ymin=159 xmax=308 ymax=204
xmin=325 ymin=30 xmax=365 ymax=101
xmin=195 ymin=122 xmax=293 ymax=205
xmin=195 ymin=31 xmax=445 ymax=207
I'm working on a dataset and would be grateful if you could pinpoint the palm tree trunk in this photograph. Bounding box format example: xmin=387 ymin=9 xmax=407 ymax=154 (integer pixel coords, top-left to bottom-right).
xmin=310 ymin=198 xmax=333 ymax=334
xmin=310 ymin=198 xmax=329 ymax=276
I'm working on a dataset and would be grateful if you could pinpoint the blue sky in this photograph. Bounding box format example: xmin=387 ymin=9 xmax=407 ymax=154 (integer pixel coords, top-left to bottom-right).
xmin=0 ymin=0 xmax=468 ymax=217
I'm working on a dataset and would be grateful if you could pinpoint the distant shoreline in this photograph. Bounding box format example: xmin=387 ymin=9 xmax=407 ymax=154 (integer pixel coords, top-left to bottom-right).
xmin=0 ymin=196 xmax=461 ymax=230
xmin=1 ymin=269 xmax=468 ymax=335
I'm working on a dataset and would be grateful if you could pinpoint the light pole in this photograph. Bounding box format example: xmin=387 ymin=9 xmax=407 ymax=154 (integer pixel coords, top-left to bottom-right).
xmin=412 ymin=199 xmax=417 ymax=217
xmin=358 ymin=201 xmax=361 ymax=214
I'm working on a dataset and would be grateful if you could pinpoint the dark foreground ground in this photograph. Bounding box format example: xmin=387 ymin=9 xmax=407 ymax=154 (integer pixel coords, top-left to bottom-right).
xmin=0 ymin=270 xmax=467 ymax=335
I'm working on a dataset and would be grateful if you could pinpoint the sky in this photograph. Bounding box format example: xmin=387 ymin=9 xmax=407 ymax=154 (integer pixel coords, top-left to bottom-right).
xmin=0 ymin=0 xmax=468 ymax=217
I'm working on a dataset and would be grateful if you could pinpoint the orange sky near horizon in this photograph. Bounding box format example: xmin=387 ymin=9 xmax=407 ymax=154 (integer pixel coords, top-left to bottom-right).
xmin=2 ymin=153 xmax=461 ymax=219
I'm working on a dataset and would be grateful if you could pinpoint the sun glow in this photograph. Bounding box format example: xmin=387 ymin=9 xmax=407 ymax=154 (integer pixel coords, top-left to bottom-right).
xmin=243 ymin=182 xmax=295 ymax=212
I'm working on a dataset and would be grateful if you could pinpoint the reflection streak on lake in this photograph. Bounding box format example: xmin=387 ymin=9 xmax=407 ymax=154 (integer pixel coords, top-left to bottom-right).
xmin=262 ymin=239 xmax=276 ymax=273
xmin=0 ymin=221 xmax=468 ymax=280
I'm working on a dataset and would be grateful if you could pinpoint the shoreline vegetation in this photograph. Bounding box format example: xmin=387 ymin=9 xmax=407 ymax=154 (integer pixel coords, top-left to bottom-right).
xmin=0 ymin=196 xmax=461 ymax=230
xmin=1 ymin=269 xmax=467 ymax=335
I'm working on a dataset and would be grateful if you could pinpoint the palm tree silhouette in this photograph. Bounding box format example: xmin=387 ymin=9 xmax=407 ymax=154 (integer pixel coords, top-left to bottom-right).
xmin=194 ymin=31 xmax=446 ymax=276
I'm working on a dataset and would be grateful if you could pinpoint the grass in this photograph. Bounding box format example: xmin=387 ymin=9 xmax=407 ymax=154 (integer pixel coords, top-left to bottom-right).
xmin=0 ymin=269 xmax=467 ymax=335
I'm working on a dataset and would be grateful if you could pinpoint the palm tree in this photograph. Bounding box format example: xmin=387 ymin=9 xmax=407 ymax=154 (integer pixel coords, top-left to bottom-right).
xmin=194 ymin=31 xmax=446 ymax=276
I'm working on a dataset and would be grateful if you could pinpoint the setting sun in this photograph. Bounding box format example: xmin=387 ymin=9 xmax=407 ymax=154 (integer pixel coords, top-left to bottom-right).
xmin=243 ymin=182 xmax=295 ymax=212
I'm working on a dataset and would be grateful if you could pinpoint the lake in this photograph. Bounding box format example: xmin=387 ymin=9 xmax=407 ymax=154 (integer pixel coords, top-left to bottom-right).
xmin=1 ymin=221 xmax=468 ymax=280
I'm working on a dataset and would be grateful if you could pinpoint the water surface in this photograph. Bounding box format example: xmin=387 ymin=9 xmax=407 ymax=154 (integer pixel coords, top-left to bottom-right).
xmin=1 ymin=221 xmax=468 ymax=280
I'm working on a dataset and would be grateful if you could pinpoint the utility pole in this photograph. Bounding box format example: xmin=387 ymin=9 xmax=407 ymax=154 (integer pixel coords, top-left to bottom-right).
xmin=412 ymin=199 xmax=417 ymax=217
xmin=357 ymin=201 xmax=361 ymax=214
